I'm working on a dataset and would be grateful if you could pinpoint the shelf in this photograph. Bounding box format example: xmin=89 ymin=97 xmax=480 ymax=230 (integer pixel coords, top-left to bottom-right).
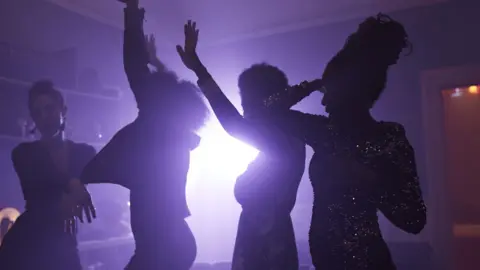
xmin=0 ymin=76 xmax=123 ymax=101
xmin=0 ymin=134 xmax=105 ymax=148
xmin=78 ymin=234 xmax=134 ymax=251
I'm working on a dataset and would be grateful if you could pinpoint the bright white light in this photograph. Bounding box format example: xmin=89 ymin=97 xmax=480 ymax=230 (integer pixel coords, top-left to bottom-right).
xmin=451 ymin=88 xmax=462 ymax=97
xmin=188 ymin=124 xmax=258 ymax=184
xmin=185 ymin=121 xmax=258 ymax=262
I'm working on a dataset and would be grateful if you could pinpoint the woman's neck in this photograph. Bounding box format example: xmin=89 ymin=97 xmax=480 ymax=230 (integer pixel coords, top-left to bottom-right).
xmin=40 ymin=131 xmax=65 ymax=148
xmin=329 ymin=109 xmax=375 ymax=128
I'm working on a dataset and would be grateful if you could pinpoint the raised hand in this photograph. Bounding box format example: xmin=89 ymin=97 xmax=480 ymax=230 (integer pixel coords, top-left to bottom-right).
xmin=177 ymin=20 xmax=203 ymax=71
xmin=144 ymin=34 xmax=165 ymax=70
xmin=145 ymin=34 xmax=157 ymax=63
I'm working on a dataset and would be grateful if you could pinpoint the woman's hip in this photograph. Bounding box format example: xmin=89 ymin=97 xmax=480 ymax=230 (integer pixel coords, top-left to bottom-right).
xmin=132 ymin=219 xmax=197 ymax=263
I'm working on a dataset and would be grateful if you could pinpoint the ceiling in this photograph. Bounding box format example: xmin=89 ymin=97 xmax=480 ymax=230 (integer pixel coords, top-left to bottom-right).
xmin=47 ymin=0 xmax=447 ymax=46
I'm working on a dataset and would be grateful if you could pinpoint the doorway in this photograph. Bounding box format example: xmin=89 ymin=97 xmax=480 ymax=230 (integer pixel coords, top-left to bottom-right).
xmin=442 ymin=85 xmax=480 ymax=270
xmin=422 ymin=65 xmax=480 ymax=270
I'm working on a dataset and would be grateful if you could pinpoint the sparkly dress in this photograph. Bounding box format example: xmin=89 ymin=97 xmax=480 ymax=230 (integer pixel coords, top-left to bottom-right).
xmin=195 ymin=74 xmax=313 ymax=269
xmin=269 ymin=107 xmax=427 ymax=269
xmin=0 ymin=140 xmax=95 ymax=270
xmin=80 ymin=6 xmax=199 ymax=270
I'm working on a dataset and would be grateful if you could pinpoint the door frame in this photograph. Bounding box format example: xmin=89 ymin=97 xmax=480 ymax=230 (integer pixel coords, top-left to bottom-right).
xmin=421 ymin=65 xmax=480 ymax=270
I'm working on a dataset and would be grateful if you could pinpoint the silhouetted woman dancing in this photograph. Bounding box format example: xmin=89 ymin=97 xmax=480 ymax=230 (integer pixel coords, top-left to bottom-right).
xmin=79 ymin=1 xmax=208 ymax=269
xmin=0 ymin=81 xmax=96 ymax=270
xmin=178 ymin=21 xmax=323 ymax=269
xmin=266 ymin=14 xmax=427 ymax=269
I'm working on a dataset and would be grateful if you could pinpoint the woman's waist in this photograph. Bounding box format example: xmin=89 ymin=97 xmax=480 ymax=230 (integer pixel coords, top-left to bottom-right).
xmin=311 ymin=203 xmax=380 ymax=233
xmin=235 ymin=171 xmax=301 ymax=202
xmin=309 ymin=217 xmax=383 ymax=242
xmin=14 ymin=210 xmax=77 ymax=237
xmin=129 ymin=192 xmax=190 ymax=218
xmin=25 ymin=199 xmax=62 ymax=213
xmin=234 ymin=183 xmax=299 ymax=213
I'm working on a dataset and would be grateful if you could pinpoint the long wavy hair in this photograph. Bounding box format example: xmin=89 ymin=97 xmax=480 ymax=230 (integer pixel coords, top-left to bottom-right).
xmin=144 ymin=69 xmax=209 ymax=132
xmin=238 ymin=63 xmax=289 ymax=113
xmin=322 ymin=13 xmax=410 ymax=105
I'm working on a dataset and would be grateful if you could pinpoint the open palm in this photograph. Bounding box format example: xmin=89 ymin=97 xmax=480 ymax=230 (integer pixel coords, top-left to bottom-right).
xmin=177 ymin=20 xmax=202 ymax=71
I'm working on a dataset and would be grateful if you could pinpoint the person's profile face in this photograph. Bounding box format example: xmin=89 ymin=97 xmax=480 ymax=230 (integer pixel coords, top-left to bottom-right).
xmin=321 ymin=80 xmax=372 ymax=115
xmin=377 ymin=38 xmax=405 ymax=66
xmin=30 ymin=94 xmax=65 ymax=137
xmin=320 ymin=77 xmax=354 ymax=114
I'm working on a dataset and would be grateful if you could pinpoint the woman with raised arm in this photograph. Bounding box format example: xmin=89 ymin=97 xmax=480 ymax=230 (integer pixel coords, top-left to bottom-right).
xmin=0 ymin=81 xmax=96 ymax=270
xmin=264 ymin=14 xmax=427 ymax=269
xmin=177 ymin=21 xmax=323 ymax=269
xmin=180 ymin=14 xmax=426 ymax=269
xmin=79 ymin=1 xmax=208 ymax=269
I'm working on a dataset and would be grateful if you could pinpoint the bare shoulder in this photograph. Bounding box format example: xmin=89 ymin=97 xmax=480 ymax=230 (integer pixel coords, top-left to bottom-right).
xmin=11 ymin=141 xmax=38 ymax=159
xmin=380 ymin=121 xmax=407 ymax=136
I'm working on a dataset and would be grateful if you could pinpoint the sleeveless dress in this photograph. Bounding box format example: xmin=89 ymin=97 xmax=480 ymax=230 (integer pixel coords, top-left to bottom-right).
xmin=0 ymin=140 xmax=95 ymax=270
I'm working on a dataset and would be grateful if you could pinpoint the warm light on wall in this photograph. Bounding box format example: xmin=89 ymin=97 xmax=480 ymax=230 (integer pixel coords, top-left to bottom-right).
xmin=0 ymin=208 xmax=20 ymax=222
xmin=468 ymin=85 xmax=478 ymax=94
xmin=0 ymin=207 xmax=20 ymax=247
xmin=449 ymin=85 xmax=480 ymax=97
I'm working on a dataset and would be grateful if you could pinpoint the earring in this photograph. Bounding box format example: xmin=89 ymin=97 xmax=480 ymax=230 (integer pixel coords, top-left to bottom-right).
xmin=60 ymin=116 xmax=66 ymax=131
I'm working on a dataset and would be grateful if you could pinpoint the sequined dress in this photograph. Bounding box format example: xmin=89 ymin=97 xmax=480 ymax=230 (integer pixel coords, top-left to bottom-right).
xmin=270 ymin=109 xmax=427 ymax=269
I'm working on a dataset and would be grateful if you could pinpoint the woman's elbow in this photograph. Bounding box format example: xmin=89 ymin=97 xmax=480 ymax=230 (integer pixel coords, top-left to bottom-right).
xmin=80 ymin=160 xmax=98 ymax=184
xmin=402 ymin=211 xmax=427 ymax=235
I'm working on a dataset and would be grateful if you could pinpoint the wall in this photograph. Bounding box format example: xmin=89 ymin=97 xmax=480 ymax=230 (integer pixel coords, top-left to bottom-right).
xmin=0 ymin=0 xmax=125 ymax=88
xmin=0 ymin=0 xmax=478 ymax=261
xmin=181 ymin=0 xmax=480 ymax=196
xmin=0 ymin=0 xmax=129 ymax=208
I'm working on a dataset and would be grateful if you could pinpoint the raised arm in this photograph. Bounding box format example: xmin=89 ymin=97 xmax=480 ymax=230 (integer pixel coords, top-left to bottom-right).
xmin=80 ymin=131 xmax=130 ymax=187
xmin=269 ymin=108 xmax=329 ymax=150
xmin=264 ymin=79 xmax=323 ymax=109
xmin=195 ymin=68 xmax=285 ymax=152
xmin=198 ymin=74 xmax=328 ymax=152
xmin=123 ymin=0 xmax=150 ymax=89
xmin=375 ymin=123 xmax=427 ymax=234
xmin=177 ymin=21 xmax=327 ymax=152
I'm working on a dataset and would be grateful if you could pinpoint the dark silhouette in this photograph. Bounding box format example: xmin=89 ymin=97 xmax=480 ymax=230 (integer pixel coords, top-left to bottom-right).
xmin=80 ymin=1 xmax=208 ymax=269
xmin=178 ymin=21 xmax=322 ymax=269
xmin=0 ymin=81 xmax=96 ymax=270
xmin=266 ymin=14 xmax=427 ymax=269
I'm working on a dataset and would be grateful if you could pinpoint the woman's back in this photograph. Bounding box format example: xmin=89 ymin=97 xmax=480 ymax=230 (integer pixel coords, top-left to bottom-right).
xmin=124 ymin=125 xmax=199 ymax=231
xmin=234 ymin=121 xmax=306 ymax=213
xmin=307 ymin=120 xmax=425 ymax=270
xmin=309 ymin=151 xmax=391 ymax=269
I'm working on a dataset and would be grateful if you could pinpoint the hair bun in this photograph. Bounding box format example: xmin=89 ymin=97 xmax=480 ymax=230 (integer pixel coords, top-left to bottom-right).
xmin=376 ymin=13 xmax=393 ymax=23
xmin=30 ymin=80 xmax=54 ymax=93
xmin=28 ymin=80 xmax=65 ymax=109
